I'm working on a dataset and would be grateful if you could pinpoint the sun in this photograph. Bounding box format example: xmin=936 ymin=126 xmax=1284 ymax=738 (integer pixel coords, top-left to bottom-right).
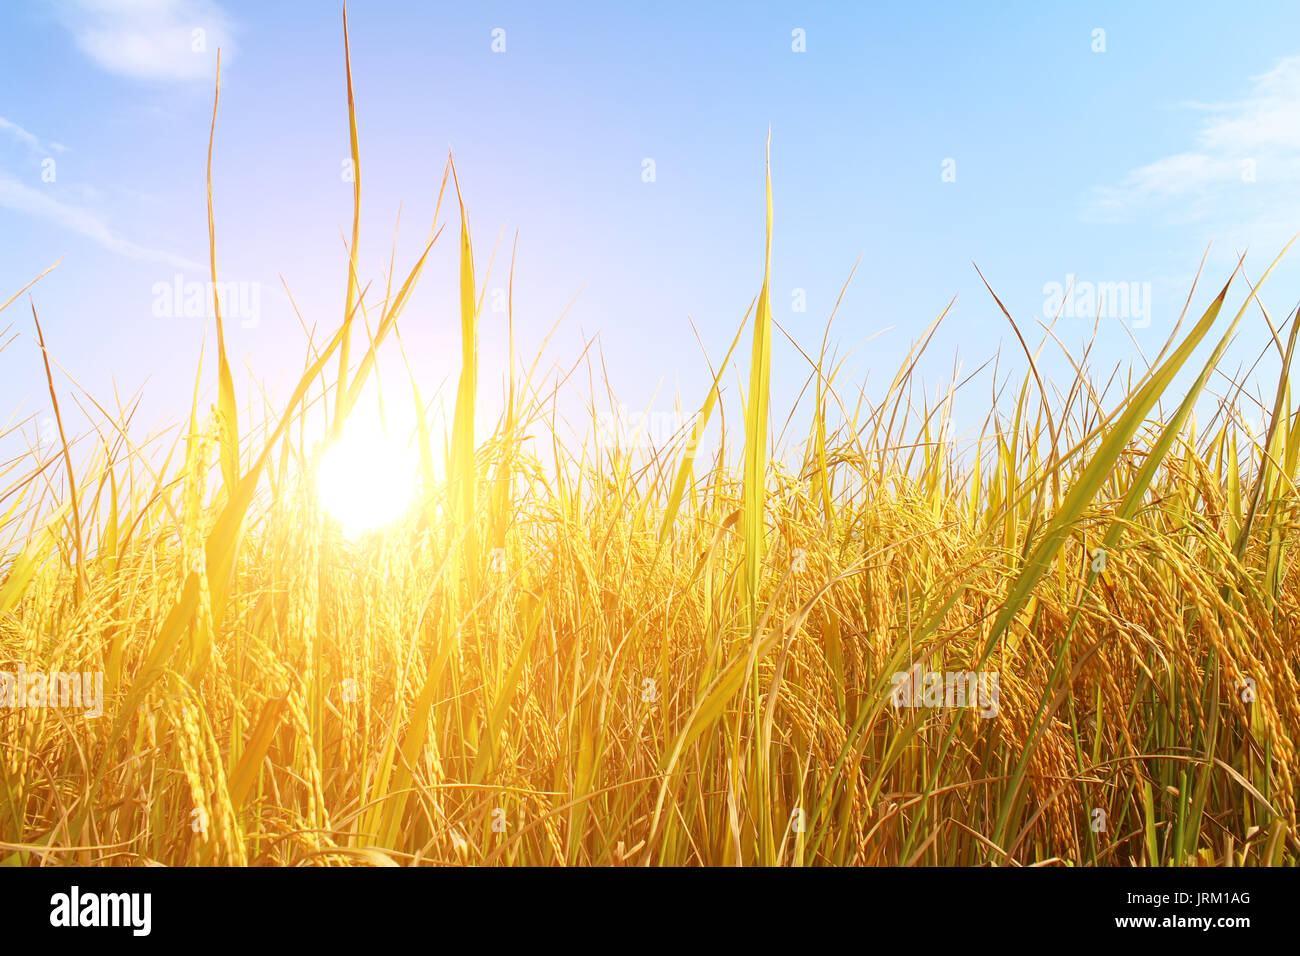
xmin=316 ymin=417 xmax=419 ymax=537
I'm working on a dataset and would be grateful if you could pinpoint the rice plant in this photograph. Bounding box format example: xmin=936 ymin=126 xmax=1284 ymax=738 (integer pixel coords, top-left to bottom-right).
xmin=1 ymin=16 xmax=1297 ymax=868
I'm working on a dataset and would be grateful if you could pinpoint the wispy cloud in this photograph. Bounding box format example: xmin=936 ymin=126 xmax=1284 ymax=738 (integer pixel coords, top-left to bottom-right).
xmin=50 ymin=0 xmax=234 ymax=82
xmin=1086 ymin=56 xmax=1300 ymax=225
xmin=0 ymin=172 xmax=200 ymax=270
xmin=0 ymin=116 xmax=67 ymax=155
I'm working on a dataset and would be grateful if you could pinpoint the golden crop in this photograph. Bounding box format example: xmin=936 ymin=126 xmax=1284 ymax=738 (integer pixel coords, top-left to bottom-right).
xmin=1 ymin=16 xmax=1296 ymax=868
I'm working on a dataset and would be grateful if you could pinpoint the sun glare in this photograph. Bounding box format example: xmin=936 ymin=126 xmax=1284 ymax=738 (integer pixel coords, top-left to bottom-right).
xmin=317 ymin=420 xmax=418 ymax=537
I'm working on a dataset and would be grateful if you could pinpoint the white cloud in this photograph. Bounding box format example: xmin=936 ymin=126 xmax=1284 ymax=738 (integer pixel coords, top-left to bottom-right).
xmin=0 ymin=116 xmax=69 ymax=156
xmin=1194 ymin=58 xmax=1300 ymax=154
xmin=1085 ymin=57 xmax=1300 ymax=223
xmin=50 ymin=0 xmax=234 ymax=82
xmin=0 ymin=116 xmax=43 ymax=152
xmin=0 ymin=171 xmax=201 ymax=269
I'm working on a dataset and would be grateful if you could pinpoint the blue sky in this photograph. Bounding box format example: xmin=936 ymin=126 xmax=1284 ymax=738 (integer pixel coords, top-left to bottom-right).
xmin=5 ymin=0 xmax=1300 ymax=461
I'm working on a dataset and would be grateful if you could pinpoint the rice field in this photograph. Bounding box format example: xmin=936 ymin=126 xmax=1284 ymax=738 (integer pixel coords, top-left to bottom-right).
xmin=2 ymin=22 xmax=1298 ymax=868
